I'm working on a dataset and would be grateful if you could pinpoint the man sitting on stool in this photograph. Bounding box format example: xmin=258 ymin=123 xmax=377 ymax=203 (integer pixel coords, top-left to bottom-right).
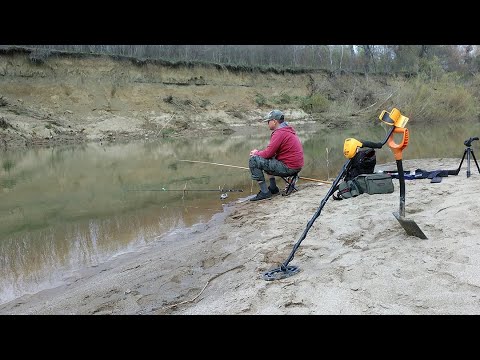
xmin=249 ymin=109 xmax=304 ymax=201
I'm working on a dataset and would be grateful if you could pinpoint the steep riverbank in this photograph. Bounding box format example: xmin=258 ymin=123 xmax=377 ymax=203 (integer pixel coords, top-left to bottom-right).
xmin=1 ymin=47 xmax=408 ymax=150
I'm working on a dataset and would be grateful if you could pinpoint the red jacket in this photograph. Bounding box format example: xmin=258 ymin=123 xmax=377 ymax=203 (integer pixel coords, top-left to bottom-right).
xmin=256 ymin=125 xmax=304 ymax=169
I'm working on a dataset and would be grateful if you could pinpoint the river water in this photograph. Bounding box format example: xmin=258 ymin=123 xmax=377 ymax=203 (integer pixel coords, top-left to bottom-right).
xmin=1 ymin=119 xmax=480 ymax=304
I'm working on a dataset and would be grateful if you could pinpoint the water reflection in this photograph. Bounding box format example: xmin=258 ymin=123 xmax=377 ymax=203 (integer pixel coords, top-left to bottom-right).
xmin=1 ymin=119 xmax=480 ymax=304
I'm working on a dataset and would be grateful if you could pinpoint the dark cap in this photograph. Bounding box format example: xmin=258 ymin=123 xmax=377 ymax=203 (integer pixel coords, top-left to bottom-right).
xmin=263 ymin=109 xmax=284 ymax=122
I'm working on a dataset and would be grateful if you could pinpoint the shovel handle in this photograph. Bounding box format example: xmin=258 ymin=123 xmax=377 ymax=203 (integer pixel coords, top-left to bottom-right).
xmin=396 ymin=159 xmax=406 ymax=217
xmin=388 ymin=127 xmax=409 ymax=160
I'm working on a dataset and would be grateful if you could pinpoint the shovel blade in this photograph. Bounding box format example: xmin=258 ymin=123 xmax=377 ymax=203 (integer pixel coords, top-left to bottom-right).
xmin=393 ymin=211 xmax=428 ymax=239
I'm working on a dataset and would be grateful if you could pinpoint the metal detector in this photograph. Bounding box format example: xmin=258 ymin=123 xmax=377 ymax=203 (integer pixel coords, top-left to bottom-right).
xmin=262 ymin=122 xmax=395 ymax=281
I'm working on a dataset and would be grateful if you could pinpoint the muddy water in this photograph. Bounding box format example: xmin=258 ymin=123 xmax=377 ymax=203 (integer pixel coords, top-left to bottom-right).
xmin=1 ymin=120 xmax=480 ymax=304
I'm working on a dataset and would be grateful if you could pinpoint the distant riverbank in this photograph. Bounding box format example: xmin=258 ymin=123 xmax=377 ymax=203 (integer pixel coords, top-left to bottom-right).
xmin=4 ymin=47 xmax=477 ymax=151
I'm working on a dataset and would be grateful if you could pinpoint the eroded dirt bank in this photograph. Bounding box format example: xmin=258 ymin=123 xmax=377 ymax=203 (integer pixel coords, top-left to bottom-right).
xmin=0 ymin=48 xmax=397 ymax=149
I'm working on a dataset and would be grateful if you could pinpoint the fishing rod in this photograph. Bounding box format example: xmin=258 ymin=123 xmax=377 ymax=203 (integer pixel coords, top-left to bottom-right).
xmin=178 ymin=159 xmax=332 ymax=185
xmin=126 ymin=188 xmax=244 ymax=192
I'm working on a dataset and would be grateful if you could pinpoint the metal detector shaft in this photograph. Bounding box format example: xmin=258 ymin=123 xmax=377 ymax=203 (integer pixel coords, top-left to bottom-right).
xmin=361 ymin=126 xmax=395 ymax=149
xmin=279 ymin=159 xmax=351 ymax=269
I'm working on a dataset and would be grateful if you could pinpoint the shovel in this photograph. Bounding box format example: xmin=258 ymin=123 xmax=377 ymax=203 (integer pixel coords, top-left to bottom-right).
xmin=388 ymin=127 xmax=428 ymax=239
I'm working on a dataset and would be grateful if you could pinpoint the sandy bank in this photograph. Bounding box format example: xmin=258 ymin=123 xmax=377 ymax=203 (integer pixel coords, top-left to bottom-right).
xmin=1 ymin=158 xmax=480 ymax=315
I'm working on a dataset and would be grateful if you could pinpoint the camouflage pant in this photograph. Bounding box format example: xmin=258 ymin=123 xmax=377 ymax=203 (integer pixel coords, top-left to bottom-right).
xmin=249 ymin=156 xmax=300 ymax=182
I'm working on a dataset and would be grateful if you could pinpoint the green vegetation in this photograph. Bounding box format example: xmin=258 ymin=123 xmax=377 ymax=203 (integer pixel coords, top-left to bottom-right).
xmin=254 ymin=93 xmax=267 ymax=107
xmin=395 ymin=77 xmax=477 ymax=123
xmin=5 ymin=45 xmax=479 ymax=77
xmin=2 ymin=159 xmax=15 ymax=172
xmin=252 ymin=67 xmax=480 ymax=124
xmin=300 ymin=94 xmax=330 ymax=113
xmin=272 ymin=92 xmax=294 ymax=105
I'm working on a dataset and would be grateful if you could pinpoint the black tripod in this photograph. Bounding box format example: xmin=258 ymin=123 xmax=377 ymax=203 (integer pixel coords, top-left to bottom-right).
xmin=455 ymin=137 xmax=480 ymax=178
